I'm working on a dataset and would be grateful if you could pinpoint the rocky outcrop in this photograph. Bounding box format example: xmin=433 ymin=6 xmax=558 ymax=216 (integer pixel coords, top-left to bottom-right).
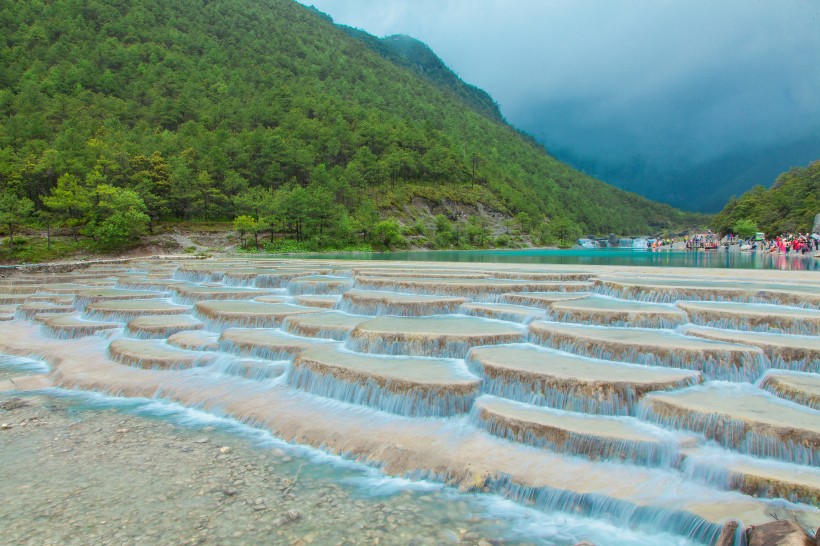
xmin=745 ymin=520 xmax=815 ymax=546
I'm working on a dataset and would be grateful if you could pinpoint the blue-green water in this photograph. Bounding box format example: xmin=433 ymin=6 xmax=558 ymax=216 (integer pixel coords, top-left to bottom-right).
xmin=294 ymin=249 xmax=819 ymax=271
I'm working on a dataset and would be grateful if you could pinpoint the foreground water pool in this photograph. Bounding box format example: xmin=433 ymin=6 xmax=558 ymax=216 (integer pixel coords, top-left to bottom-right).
xmin=293 ymin=249 xmax=819 ymax=271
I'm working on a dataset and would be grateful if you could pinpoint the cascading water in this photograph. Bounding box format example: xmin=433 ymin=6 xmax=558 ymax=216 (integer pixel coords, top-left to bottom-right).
xmin=1 ymin=257 xmax=819 ymax=545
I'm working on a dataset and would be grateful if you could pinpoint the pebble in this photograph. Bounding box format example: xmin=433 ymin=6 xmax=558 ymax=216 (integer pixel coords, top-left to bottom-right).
xmin=0 ymin=395 xmax=523 ymax=545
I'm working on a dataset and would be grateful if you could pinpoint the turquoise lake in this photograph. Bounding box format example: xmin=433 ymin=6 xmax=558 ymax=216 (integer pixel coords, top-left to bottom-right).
xmin=293 ymin=249 xmax=819 ymax=271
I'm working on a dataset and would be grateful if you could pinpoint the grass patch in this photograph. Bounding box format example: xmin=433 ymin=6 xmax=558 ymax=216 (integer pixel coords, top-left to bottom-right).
xmin=0 ymin=236 xmax=87 ymax=264
xmin=156 ymin=221 xmax=233 ymax=233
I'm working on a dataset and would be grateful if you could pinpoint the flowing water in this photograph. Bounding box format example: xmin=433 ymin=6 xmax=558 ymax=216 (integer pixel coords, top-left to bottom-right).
xmin=1 ymin=257 xmax=819 ymax=545
xmin=0 ymin=382 xmax=701 ymax=546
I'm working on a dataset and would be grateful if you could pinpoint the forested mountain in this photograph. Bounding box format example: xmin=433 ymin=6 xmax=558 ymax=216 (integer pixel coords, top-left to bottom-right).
xmin=0 ymin=0 xmax=703 ymax=254
xmin=337 ymin=27 xmax=504 ymax=123
xmin=711 ymin=161 xmax=819 ymax=236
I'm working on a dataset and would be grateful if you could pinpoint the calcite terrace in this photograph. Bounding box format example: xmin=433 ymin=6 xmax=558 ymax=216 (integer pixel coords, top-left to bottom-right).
xmin=1 ymin=257 xmax=819 ymax=545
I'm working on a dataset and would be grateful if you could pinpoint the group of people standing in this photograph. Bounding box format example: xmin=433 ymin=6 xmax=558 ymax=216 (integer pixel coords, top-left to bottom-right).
xmin=680 ymin=231 xmax=820 ymax=254
xmin=684 ymin=233 xmax=717 ymax=250
xmin=756 ymin=233 xmax=819 ymax=254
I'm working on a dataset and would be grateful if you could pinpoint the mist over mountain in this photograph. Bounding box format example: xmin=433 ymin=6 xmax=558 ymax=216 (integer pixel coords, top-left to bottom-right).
xmin=303 ymin=0 xmax=820 ymax=213
xmin=548 ymin=135 xmax=820 ymax=213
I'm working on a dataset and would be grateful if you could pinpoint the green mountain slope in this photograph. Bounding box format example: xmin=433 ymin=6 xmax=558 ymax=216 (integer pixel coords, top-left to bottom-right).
xmin=711 ymin=161 xmax=819 ymax=236
xmin=0 ymin=0 xmax=703 ymax=253
xmin=338 ymin=27 xmax=504 ymax=123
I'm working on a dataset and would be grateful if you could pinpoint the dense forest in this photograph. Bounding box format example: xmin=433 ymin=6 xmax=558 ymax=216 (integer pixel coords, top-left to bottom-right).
xmin=0 ymin=0 xmax=704 ymax=258
xmin=711 ymin=161 xmax=819 ymax=236
xmin=337 ymin=27 xmax=504 ymax=124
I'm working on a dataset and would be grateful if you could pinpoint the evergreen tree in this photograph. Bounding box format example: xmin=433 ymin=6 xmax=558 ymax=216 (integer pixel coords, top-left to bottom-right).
xmin=0 ymin=193 xmax=34 ymax=251
xmin=42 ymin=174 xmax=93 ymax=241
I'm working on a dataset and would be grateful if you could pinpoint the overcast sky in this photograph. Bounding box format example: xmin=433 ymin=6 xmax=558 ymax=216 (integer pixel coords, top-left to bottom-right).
xmin=300 ymin=0 xmax=820 ymax=174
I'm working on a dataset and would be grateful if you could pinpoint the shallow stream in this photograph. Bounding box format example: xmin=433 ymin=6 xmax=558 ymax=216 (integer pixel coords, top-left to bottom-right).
xmin=0 ymin=376 xmax=697 ymax=546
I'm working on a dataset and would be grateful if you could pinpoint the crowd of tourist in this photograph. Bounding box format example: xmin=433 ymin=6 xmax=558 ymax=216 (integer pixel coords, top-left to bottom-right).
xmin=747 ymin=233 xmax=819 ymax=254
xmin=683 ymin=232 xmax=718 ymax=250
xmin=679 ymin=231 xmax=820 ymax=254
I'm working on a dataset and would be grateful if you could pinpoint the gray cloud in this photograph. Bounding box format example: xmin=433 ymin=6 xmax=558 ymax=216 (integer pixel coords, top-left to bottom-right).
xmin=301 ymin=0 xmax=820 ymax=207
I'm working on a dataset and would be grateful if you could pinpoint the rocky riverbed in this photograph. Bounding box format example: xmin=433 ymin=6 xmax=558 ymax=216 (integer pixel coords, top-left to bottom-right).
xmin=0 ymin=390 xmax=546 ymax=546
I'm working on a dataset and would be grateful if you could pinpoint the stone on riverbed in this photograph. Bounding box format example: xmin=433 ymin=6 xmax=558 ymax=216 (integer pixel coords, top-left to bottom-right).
xmin=745 ymin=520 xmax=816 ymax=546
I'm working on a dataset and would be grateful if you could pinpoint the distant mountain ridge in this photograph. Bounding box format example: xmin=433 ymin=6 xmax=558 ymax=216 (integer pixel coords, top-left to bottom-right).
xmin=552 ymin=135 xmax=820 ymax=213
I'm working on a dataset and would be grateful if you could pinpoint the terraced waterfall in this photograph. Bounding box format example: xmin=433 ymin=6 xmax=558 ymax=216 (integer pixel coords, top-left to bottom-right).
xmin=1 ymin=258 xmax=818 ymax=545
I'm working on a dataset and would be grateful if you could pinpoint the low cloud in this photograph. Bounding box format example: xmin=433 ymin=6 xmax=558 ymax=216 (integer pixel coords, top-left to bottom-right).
xmin=303 ymin=0 xmax=820 ymax=172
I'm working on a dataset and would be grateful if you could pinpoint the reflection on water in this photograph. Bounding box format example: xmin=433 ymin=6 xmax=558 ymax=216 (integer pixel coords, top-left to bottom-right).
xmin=292 ymin=249 xmax=819 ymax=270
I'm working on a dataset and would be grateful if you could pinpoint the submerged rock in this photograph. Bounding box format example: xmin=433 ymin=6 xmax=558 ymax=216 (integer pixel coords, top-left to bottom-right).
xmin=746 ymin=520 xmax=815 ymax=546
xmin=0 ymin=397 xmax=28 ymax=411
